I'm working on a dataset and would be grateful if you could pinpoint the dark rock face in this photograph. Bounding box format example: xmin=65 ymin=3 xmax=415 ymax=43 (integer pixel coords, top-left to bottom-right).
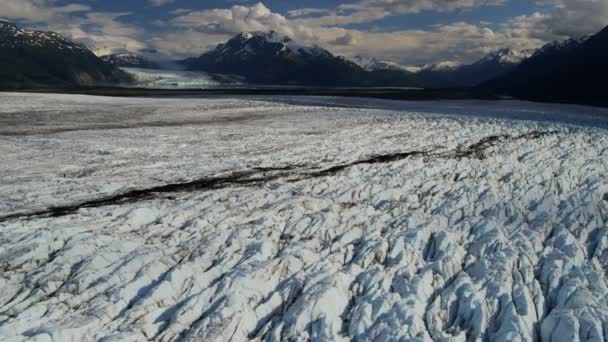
xmin=0 ymin=20 xmax=132 ymax=88
xmin=484 ymin=25 xmax=608 ymax=105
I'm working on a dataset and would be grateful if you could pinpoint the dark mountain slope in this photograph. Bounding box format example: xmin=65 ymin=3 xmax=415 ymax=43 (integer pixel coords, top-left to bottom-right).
xmin=418 ymin=49 xmax=532 ymax=88
xmin=0 ymin=20 xmax=131 ymax=88
xmin=484 ymin=26 xmax=608 ymax=105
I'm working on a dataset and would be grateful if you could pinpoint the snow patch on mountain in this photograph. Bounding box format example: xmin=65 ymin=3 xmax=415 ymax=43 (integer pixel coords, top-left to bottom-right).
xmin=219 ymin=31 xmax=329 ymax=59
xmin=0 ymin=20 xmax=89 ymax=52
xmin=476 ymin=48 xmax=534 ymax=65
xmin=101 ymin=53 xmax=160 ymax=69
xmin=421 ymin=60 xmax=461 ymax=72
xmin=532 ymin=36 xmax=590 ymax=57
xmin=352 ymin=56 xmax=419 ymax=73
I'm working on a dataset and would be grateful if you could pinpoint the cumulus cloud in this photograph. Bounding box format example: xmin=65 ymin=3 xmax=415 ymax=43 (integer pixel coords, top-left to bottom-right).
xmin=537 ymin=0 xmax=608 ymax=38
xmin=168 ymin=3 xmax=317 ymax=41
xmin=0 ymin=0 xmax=147 ymax=56
xmin=496 ymin=0 xmax=608 ymax=46
xmin=68 ymin=12 xmax=147 ymax=56
xmin=0 ymin=0 xmax=90 ymax=22
xmin=322 ymin=22 xmax=543 ymax=66
xmin=334 ymin=32 xmax=357 ymax=45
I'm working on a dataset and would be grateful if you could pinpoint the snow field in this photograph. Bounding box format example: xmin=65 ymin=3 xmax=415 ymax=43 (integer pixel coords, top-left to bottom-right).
xmin=1 ymin=93 xmax=608 ymax=341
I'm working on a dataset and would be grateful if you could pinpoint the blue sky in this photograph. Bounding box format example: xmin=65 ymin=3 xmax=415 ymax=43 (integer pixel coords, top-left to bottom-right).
xmin=1 ymin=0 xmax=606 ymax=66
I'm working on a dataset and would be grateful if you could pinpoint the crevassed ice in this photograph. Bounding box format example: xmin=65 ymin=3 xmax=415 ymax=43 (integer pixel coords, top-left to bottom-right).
xmin=1 ymin=94 xmax=608 ymax=342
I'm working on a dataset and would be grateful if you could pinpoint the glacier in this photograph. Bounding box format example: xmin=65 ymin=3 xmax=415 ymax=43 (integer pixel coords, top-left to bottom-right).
xmin=1 ymin=93 xmax=608 ymax=341
xmin=121 ymin=68 xmax=224 ymax=89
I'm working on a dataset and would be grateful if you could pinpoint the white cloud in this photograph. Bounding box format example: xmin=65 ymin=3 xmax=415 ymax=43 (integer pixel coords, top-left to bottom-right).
xmin=339 ymin=0 xmax=507 ymax=15
xmin=537 ymin=0 xmax=608 ymax=39
xmin=0 ymin=0 xmax=90 ymax=22
xmin=168 ymin=3 xmax=317 ymax=40
xmin=0 ymin=0 xmax=147 ymax=56
xmin=295 ymin=0 xmax=506 ymax=27
xmin=287 ymin=8 xmax=330 ymax=18
xmin=149 ymin=0 xmax=176 ymax=7
xmin=321 ymin=22 xmax=543 ymax=66
xmin=496 ymin=0 xmax=607 ymax=46
xmin=68 ymin=12 xmax=147 ymax=56
xmin=334 ymin=32 xmax=357 ymax=45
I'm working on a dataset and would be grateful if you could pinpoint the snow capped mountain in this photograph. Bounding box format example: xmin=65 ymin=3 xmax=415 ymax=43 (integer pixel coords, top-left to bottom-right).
xmin=475 ymin=48 xmax=534 ymax=65
xmin=352 ymin=56 xmax=418 ymax=73
xmin=207 ymin=30 xmax=331 ymax=62
xmin=417 ymin=49 xmax=532 ymax=88
xmin=421 ymin=48 xmax=530 ymax=75
xmin=183 ymin=32 xmax=420 ymax=86
xmin=101 ymin=53 xmax=160 ymax=69
xmin=421 ymin=61 xmax=461 ymax=72
xmin=183 ymin=31 xmax=410 ymax=86
xmin=531 ymin=36 xmax=589 ymax=58
xmin=0 ymin=20 xmax=89 ymax=52
xmin=0 ymin=21 xmax=131 ymax=87
xmin=484 ymin=25 xmax=608 ymax=105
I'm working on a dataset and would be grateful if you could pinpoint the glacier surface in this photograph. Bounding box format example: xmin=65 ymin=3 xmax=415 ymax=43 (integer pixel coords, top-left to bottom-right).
xmin=121 ymin=68 xmax=238 ymax=89
xmin=2 ymin=93 xmax=608 ymax=341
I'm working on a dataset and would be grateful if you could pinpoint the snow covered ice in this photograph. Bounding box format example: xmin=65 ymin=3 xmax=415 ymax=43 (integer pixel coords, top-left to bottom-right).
xmin=121 ymin=68 xmax=226 ymax=89
xmin=2 ymin=93 xmax=608 ymax=341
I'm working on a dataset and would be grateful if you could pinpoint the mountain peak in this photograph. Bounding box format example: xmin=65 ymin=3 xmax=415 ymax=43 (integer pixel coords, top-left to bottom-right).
xmin=0 ymin=24 xmax=131 ymax=87
xmin=181 ymin=31 xmax=393 ymax=86
xmin=0 ymin=20 xmax=18 ymax=31
xmin=219 ymin=31 xmax=327 ymax=59
xmin=352 ymin=56 xmax=416 ymax=73
xmin=235 ymin=31 xmax=291 ymax=44
xmin=476 ymin=48 xmax=532 ymax=65
xmin=0 ymin=21 xmax=89 ymax=53
xmin=532 ymin=36 xmax=590 ymax=57
xmin=101 ymin=53 xmax=160 ymax=69
xmin=422 ymin=61 xmax=461 ymax=72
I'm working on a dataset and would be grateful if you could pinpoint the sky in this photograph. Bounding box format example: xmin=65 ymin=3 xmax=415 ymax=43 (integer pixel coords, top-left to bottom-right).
xmin=1 ymin=0 xmax=607 ymax=67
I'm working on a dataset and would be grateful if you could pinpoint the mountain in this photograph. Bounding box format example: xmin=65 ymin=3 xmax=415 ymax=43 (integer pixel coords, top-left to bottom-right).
xmin=352 ymin=56 xmax=419 ymax=73
xmin=101 ymin=53 xmax=160 ymax=69
xmin=350 ymin=55 xmax=422 ymax=87
xmin=483 ymin=29 xmax=607 ymax=105
xmin=418 ymin=48 xmax=533 ymax=88
xmin=0 ymin=20 xmax=131 ymax=88
xmin=182 ymin=31 xmax=417 ymax=87
xmin=420 ymin=61 xmax=461 ymax=73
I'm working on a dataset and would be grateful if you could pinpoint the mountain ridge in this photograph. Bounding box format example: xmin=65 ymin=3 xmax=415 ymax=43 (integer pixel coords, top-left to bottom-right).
xmin=483 ymin=25 xmax=608 ymax=105
xmin=182 ymin=31 xmax=418 ymax=87
xmin=0 ymin=21 xmax=131 ymax=88
xmin=416 ymin=48 xmax=533 ymax=88
xmin=101 ymin=53 xmax=161 ymax=69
